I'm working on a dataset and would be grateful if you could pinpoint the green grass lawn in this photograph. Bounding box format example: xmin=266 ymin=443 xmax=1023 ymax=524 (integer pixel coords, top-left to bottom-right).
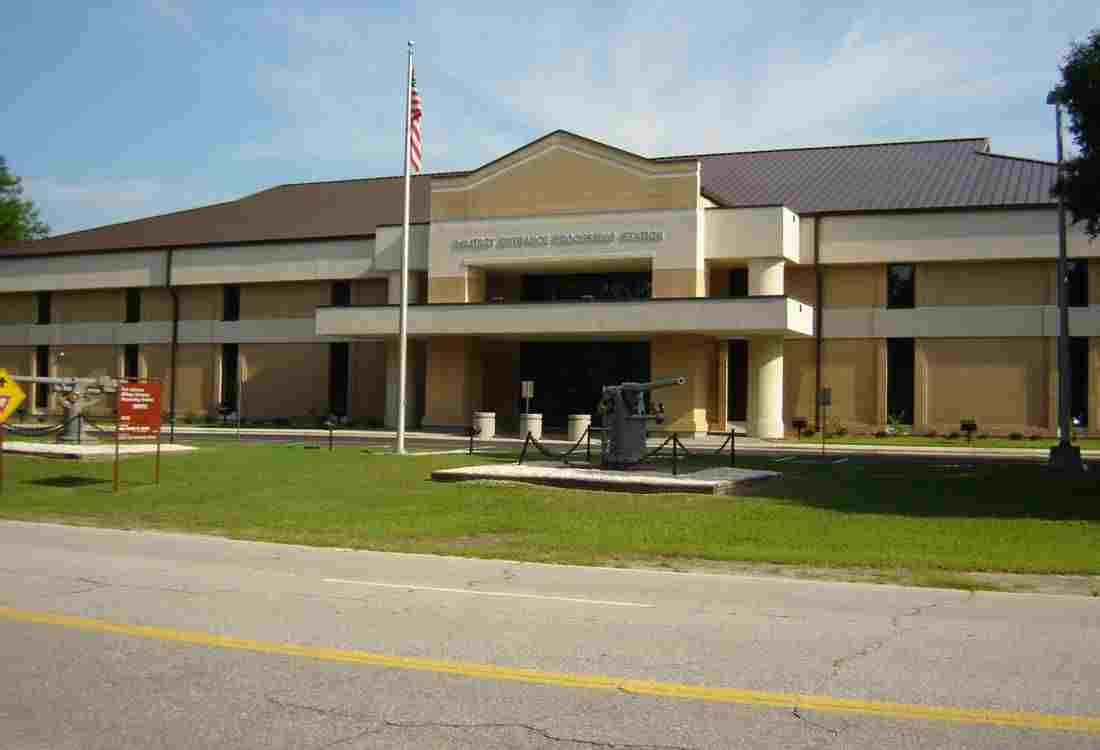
xmin=789 ymin=435 xmax=1100 ymax=450
xmin=2 ymin=443 xmax=1098 ymax=575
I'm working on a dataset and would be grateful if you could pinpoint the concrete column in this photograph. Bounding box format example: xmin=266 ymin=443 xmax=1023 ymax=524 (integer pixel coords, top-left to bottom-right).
xmin=423 ymin=337 xmax=482 ymax=429
xmin=875 ymin=339 xmax=888 ymax=429
xmin=713 ymin=341 xmax=729 ymax=430
xmin=1091 ymin=337 xmax=1100 ymax=437
xmin=749 ymin=336 xmax=784 ymax=439
xmin=748 ymin=258 xmax=785 ymax=296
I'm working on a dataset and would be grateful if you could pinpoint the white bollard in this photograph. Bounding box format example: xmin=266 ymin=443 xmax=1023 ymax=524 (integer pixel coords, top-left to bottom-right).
xmin=567 ymin=414 xmax=591 ymax=442
xmin=472 ymin=411 xmax=496 ymax=439
xmin=519 ymin=413 xmax=543 ymax=440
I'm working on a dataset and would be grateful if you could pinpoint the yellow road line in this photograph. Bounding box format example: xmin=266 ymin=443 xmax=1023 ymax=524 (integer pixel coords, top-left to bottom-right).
xmin=1 ymin=605 xmax=1096 ymax=735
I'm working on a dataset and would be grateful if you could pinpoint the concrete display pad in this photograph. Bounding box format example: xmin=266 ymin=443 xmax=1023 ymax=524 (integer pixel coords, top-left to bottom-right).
xmin=432 ymin=461 xmax=780 ymax=495
xmin=3 ymin=441 xmax=197 ymax=460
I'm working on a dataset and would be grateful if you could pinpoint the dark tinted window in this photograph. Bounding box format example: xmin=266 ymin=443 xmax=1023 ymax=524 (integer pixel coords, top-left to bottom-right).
xmin=332 ymin=281 xmax=352 ymax=307
xmin=729 ymin=269 xmax=749 ymax=298
xmin=223 ymin=285 xmax=241 ymax=321
xmin=125 ymin=288 xmax=141 ymax=323
xmin=1070 ymin=337 xmax=1089 ymax=427
xmin=36 ymin=291 xmax=51 ymax=324
xmin=124 ymin=344 xmax=140 ymax=379
xmin=521 ymin=272 xmax=651 ymax=302
xmin=35 ymin=346 xmax=50 ymax=408
xmin=887 ymin=338 xmax=915 ymax=425
xmin=329 ymin=343 xmax=350 ymax=417
xmin=887 ymin=264 xmax=915 ymax=308
xmin=1067 ymin=260 xmax=1088 ymax=308
xmin=221 ymin=344 xmax=239 ymax=409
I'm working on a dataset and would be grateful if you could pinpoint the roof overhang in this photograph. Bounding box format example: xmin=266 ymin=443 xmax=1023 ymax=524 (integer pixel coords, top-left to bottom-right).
xmin=317 ymin=297 xmax=813 ymax=339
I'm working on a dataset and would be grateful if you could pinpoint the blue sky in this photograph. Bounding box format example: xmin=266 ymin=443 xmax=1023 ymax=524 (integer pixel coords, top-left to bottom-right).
xmin=4 ymin=1 xmax=1098 ymax=235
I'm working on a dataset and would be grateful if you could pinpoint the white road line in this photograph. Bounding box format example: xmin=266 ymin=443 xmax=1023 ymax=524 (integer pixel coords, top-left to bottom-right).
xmin=323 ymin=578 xmax=654 ymax=608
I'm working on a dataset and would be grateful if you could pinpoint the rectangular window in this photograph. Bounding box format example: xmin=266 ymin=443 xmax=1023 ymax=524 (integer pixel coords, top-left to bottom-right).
xmin=887 ymin=338 xmax=915 ymax=425
xmin=332 ymin=281 xmax=352 ymax=307
xmin=125 ymin=288 xmax=141 ymax=323
xmin=1067 ymin=260 xmax=1088 ymax=308
xmin=329 ymin=342 xmax=350 ymax=417
xmin=223 ymin=285 xmax=241 ymax=322
xmin=887 ymin=264 xmax=915 ymax=309
xmin=729 ymin=269 xmax=749 ymax=298
xmin=36 ymin=291 xmax=51 ymax=324
xmin=35 ymin=346 xmax=50 ymax=408
xmin=124 ymin=344 xmax=140 ymax=379
xmin=220 ymin=344 xmax=239 ymax=410
xmin=1070 ymin=337 xmax=1089 ymax=427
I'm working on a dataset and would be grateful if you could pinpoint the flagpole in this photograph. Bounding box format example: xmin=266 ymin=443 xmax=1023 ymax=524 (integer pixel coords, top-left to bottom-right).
xmin=396 ymin=41 xmax=413 ymax=455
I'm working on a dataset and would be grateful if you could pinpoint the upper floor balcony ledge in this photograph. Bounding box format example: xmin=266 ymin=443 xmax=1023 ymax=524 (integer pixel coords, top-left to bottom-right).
xmin=316 ymin=296 xmax=814 ymax=339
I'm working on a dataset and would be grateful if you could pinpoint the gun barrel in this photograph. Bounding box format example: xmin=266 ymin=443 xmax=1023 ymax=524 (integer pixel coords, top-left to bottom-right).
xmin=613 ymin=377 xmax=685 ymax=391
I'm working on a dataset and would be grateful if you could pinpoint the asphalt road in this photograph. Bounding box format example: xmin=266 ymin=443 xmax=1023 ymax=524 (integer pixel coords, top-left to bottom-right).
xmin=1 ymin=521 xmax=1097 ymax=749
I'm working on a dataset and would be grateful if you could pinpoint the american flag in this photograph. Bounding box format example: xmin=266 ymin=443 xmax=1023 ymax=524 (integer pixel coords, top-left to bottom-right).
xmin=409 ymin=66 xmax=423 ymax=173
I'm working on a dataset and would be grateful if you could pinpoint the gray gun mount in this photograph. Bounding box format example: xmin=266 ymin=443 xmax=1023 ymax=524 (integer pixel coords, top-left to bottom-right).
xmin=598 ymin=377 xmax=686 ymax=467
xmin=13 ymin=375 xmax=117 ymax=444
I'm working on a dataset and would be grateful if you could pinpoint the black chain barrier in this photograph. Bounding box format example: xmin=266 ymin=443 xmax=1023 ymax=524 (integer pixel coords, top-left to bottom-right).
xmin=518 ymin=425 xmax=596 ymax=465
xmin=81 ymin=414 xmax=120 ymax=437
xmin=0 ymin=414 xmax=80 ymax=438
xmin=518 ymin=427 xmax=737 ymax=477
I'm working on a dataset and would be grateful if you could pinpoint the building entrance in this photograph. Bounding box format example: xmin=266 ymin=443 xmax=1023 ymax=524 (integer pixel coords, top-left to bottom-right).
xmin=519 ymin=342 xmax=650 ymax=431
xmin=728 ymin=340 xmax=748 ymax=423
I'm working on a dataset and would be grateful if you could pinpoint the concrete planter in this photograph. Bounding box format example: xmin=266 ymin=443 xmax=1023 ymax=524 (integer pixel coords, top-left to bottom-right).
xmin=519 ymin=413 xmax=543 ymax=440
xmin=567 ymin=414 xmax=592 ymax=442
xmin=472 ymin=411 xmax=496 ymax=439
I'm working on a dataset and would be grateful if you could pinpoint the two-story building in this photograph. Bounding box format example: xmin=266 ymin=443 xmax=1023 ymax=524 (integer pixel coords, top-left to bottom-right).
xmin=1 ymin=130 xmax=1096 ymax=437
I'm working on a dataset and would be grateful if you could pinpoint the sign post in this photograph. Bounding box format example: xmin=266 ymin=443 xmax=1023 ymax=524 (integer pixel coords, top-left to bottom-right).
xmin=0 ymin=369 xmax=28 ymax=495
xmin=117 ymin=379 xmax=163 ymax=490
xmin=521 ymin=380 xmax=534 ymax=415
xmin=818 ymin=387 xmax=832 ymax=458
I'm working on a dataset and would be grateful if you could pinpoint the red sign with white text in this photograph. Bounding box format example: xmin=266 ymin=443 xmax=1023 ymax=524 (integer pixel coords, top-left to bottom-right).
xmin=118 ymin=382 xmax=162 ymax=439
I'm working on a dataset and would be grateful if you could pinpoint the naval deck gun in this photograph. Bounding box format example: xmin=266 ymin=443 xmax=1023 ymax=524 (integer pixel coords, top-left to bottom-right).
xmin=598 ymin=377 xmax=685 ymax=467
xmin=12 ymin=375 xmax=117 ymax=443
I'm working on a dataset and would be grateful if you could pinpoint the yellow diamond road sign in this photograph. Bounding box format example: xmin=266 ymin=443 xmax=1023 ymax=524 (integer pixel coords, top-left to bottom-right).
xmin=0 ymin=369 xmax=27 ymax=425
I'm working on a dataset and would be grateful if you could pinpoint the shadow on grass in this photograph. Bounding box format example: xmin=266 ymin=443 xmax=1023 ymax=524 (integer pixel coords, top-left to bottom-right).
xmin=715 ymin=457 xmax=1100 ymax=521
xmin=27 ymin=476 xmax=111 ymax=489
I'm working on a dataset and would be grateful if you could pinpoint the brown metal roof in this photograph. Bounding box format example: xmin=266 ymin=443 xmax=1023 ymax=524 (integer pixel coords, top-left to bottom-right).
xmin=0 ymin=175 xmax=431 ymax=259
xmin=695 ymin=138 xmax=1057 ymax=214
xmin=1 ymin=134 xmax=1056 ymax=259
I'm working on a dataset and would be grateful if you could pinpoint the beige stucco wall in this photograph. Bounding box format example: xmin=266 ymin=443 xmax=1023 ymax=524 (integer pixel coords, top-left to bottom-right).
xmin=141 ymin=288 xmax=174 ymax=322
xmin=423 ymin=337 xmax=482 ymax=427
xmin=0 ymin=294 xmax=35 ymax=324
xmin=823 ymin=265 xmax=885 ymax=308
xmin=1092 ymin=263 xmax=1100 ymax=306
xmin=818 ymin=208 xmax=1098 ymax=265
xmin=353 ymin=279 xmax=389 ymax=306
xmin=53 ymin=290 xmax=123 ymax=324
xmin=819 ymin=339 xmax=880 ymax=431
xmin=178 ymin=285 xmax=223 ymax=321
xmin=240 ymin=282 xmax=330 ymax=320
xmin=916 ymin=261 xmax=1055 ymax=306
xmin=917 ymin=337 xmax=1050 ymax=434
xmin=0 ymin=346 xmax=32 ymax=377
xmin=144 ymin=343 xmax=218 ymax=418
xmin=650 ymin=335 xmax=711 ymax=434
xmin=783 ymin=339 xmax=817 ymax=431
xmin=652 ymin=269 xmax=704 ymax=298
xmin=239 ymin=343 xmax=330 ymax=419
xmin=481 ymin=340 xmax=521 ymax=431
xmin=350 ymin=341 xmax=386 ymax=425
xmin=785 ymin=266 xmax=817 ymax=306
xmin=704 ymin=206 xmax=800 ymax=262
xmin=431 ymin=141 xmax=698 ymax=221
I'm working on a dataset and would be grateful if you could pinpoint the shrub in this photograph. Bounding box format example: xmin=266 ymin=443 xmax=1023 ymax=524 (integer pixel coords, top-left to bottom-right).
xmin=873 ymin=430 xmax=888 ymax=438
xmin=925 ymin=430 xmax=938 ymax=438
xmin=802 ymin=429 xmax=816 ymax=438
xmin=946 ymin=432 xmax=960 ymax=440
xmin=1028 ymin=434 xmax=1042 ymax=441
xmin=1009 ymin=432 xmax=1024 ymax=440
xmin=978 ymin=433 xmax=990 ymax=440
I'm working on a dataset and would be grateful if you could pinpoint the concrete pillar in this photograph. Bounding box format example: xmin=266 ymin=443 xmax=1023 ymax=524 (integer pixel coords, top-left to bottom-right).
xmin=1091 ymin=337 xmax=1100 ymax=437
xmin=713 ymin=341 xmax=729 ymax=430
xmin=875 ymin=338 xmax=888 ymax=429
xmin=749 ymin=336 xmax=784 ymax=439
xmin=748 ymin=258 xmax=785 ymax=296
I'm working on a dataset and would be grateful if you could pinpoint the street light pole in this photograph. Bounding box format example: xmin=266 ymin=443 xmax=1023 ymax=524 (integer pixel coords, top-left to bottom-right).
xmin=1046 ymin=91 xmax=1085 ymax=472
